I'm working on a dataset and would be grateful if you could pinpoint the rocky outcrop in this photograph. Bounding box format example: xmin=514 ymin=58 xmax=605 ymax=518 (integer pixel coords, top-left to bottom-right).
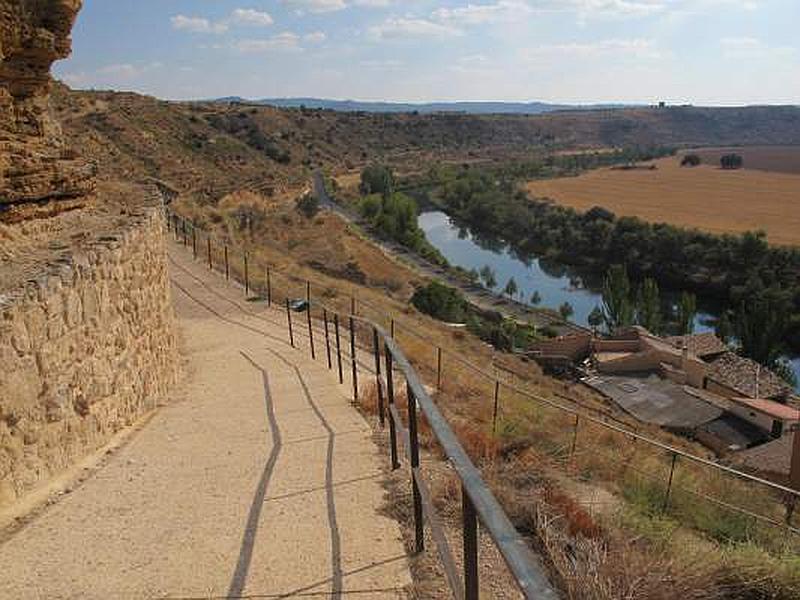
xmin=0 ymin=0 xmax=95 ymax=222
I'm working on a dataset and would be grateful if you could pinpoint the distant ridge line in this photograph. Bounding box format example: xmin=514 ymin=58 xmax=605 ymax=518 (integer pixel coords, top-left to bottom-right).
xmin=208 ymin=96 xmax=636 ymax=115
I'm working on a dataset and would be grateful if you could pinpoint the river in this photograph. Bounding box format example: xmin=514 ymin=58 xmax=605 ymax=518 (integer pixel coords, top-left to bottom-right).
xmin=419 ymin=210 xmax=800 ymax=389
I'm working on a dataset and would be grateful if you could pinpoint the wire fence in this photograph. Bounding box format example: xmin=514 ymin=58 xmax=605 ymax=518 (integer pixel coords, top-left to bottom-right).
xmin=168 ymin=208 xmax=800 ymax=560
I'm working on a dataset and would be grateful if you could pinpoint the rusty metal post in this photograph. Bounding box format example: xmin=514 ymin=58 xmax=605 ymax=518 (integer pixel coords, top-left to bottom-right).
xmin=266 ymin=266 xmax=272 ymax=307
xmin=372 ymin=328 xmax=386 ymax=428
xmin=334 ymin=314 xmax=343 ymax=384
xmin=436 ymin=347 xmax=443 ymax=392
xmin=349 ymin=316 xmax=358 ymax=403
xmin=463 ymin=485 xmax=479 ymax=600
xmin=385 ymin=346 xmax=400 ymax=470
xmin=492 ymin=380 xmax=501 ymax=436
xmin=663 ymin=452 xmax=678 ymax=512
xmin=224 ymin=245 xmax=229 ymax=280
xmin=351 ymin=295 xmax=356 ymax=316
xmin=244 ymin=253 xmax=249 ymax=296
xmin=286 ymin=298 xmax=295 ymax=348
xmin=207 ymin=237 xmax=212 ymax=270
xmin=191 ymin=227 xmax=197 ymax=259
xmin=323 ymin=309 xmax=332 ymax=369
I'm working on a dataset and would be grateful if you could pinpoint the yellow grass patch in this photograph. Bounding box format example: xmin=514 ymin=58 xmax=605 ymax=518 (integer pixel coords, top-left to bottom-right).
xmin=526 ymin=157 xmax=800 ymax=246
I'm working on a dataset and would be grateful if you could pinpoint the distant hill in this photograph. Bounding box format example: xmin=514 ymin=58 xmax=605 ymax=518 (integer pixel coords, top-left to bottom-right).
xmin=211 ymin=97 xmax=631 ymax=115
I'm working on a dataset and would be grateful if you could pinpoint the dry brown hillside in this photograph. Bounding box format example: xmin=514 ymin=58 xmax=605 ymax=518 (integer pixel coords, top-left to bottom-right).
xmin=53 ymin=84 xmax=800 ymax=206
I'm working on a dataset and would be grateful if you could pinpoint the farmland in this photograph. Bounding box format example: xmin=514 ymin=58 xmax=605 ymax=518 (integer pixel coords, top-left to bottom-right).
xmin=526 ymin=152 xmax=800 ymax=246
xmin=689 ymin=145 xmax=800 ymax=174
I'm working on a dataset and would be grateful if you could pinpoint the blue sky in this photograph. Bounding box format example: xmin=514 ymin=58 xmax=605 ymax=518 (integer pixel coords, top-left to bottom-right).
xmin=55 ymin=0 xmax=799 ymax=105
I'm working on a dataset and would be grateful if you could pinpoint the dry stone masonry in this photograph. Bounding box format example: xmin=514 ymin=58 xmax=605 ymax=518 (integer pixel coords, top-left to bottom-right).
xmin=0 ymin=208 xmax=179 ymax=508
xmin=0 ymin=0 xmax=95 ymax=222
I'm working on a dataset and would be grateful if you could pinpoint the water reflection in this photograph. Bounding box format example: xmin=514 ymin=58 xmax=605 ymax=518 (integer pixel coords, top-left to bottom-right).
xmin=419 ymin=210 xmax=800 ymax=388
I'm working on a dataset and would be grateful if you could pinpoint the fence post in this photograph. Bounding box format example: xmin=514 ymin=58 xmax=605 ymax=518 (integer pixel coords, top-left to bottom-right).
xmin=372 ymin=328 xmax=386 ymax=428
xmin=463 ymin=485 xmax=479 ymax=600
xmin=349 ymin=316 xmax=358 ymax=403
xmin=385 ymin=346 xmax=400 ymax=470
xmin=266 ymin=266 xmax=272 ymax=307
xmin=286 ymin=299 xmax=295 ymax=348
xmin=570 ymin=414 xmax=580 ymax=460
xmin=351 ymin=295 xmax=356 ymax=316
xmin=192 ymin=226 xmax=197 ymax=259
xmin=436 ymin=347 xmax=443 ymax=392
xmin=324 ymin=309 xmax=332 ymax=369
xmin=224 ymin=245 xmax=229 ymax=281
xmin=663 ymin=452 xmax=678 ymax=512
xmin=334 ymin=314 xmax=343 ymax=384
xmin=244 ymin=253 xmax=249 ymax=297
xmin=408 ymin=385 xmax=425 ymax=554
xmin=306 ymin=298 xmax=315 ymax=361
xmin=390 ymin=319 xmax=395 ymax=339
xmin=492 ymin=380 xmax=501 ymax=436
xmin=207 ymin=237 xmax=212 ymax=270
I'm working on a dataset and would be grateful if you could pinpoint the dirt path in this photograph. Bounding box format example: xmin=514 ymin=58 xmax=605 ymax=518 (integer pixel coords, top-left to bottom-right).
xmin=0 ymin=241 xmax=410 ymax=599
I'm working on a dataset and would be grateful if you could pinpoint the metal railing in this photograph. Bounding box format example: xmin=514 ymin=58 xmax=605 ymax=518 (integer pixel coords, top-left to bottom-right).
xmin=167 ymin=206 xmax=800 ymax=579
xmin=166 ymin=209 xmax=559 ymax=599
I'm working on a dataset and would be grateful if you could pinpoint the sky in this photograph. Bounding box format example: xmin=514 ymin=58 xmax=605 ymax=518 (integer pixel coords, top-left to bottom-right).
xmin=54 ymin=0 xmax=800 ymax=105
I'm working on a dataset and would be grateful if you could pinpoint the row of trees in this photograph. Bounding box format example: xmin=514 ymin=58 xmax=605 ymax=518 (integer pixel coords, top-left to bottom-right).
xmin=596 ymin=265 xmax=697 ymax=335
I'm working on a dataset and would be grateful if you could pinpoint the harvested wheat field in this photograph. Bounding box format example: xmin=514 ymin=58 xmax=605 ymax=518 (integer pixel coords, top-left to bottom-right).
xmin=527 ymin=156 xmax=800 ymax=246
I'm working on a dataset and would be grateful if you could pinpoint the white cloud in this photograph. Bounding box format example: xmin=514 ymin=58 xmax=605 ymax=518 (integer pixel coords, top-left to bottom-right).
xmin=369 ymin=18 xmax=463 ymax=41
xmin=524 ymin=38 xmax=663 ymax=60
xmin=304 ymin=31 xmax=327 ymax=43
xmin=235 ymin=33 xmax=303 ymax=52
xmin=720 ymin=37 xmax=796 ymax=60
xmin=97 ymin=62 xmax=164 ymax=79
xmin=281 ymin=0 xmax=347 ymax=14
xmin=229 ymin=8 xmax=274 ymax=27
xmin=171 ymin=15 xmax=229 ymax=34
xmin=433 ymin=1 xmax=533 ymax=26
xmin=360 ymin=58 xmax=404 ymax=68
xmin=352 ymin=0 xmax=393 ymax=6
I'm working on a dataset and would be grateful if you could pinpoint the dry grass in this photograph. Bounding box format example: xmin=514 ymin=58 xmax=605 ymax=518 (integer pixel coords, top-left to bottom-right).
xmin=526 ymin=155 xmax=800 ymax=246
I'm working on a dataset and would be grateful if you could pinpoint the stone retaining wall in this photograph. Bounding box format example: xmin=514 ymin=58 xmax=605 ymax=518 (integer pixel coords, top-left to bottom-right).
xmin=0 ymin=207 xmax=178 ymax=508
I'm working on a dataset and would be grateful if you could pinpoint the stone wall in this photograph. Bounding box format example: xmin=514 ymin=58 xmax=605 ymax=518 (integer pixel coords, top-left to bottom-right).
xmin=0 ymin=207 xmax=178 ymax=508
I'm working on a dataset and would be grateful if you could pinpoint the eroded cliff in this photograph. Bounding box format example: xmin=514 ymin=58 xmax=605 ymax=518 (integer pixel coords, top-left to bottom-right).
xmin=0 ymin=0 xmax=95 ymax=222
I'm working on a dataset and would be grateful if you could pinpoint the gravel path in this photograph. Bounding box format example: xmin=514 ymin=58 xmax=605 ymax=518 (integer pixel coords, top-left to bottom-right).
xmin=0 ymin=241 xmax=410 ymax=599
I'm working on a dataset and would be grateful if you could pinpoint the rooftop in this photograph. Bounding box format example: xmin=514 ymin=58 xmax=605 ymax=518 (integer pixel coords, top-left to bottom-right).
xmin=666 ymin=332 xmax=729 ymax=358
xmin=732 ymin=398 xmax=800 ymax=421
xmin=707 ymin=352 xmax=792 ymax=400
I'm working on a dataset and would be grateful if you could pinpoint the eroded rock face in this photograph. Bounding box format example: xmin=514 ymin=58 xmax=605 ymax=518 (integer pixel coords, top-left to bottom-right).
xmin=0 ymin=0 xmax=95 ymax=221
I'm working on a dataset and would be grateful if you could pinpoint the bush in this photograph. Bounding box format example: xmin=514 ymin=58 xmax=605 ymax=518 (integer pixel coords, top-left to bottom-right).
xmin=295 ymin=193 xmax=319 ymax=218
xmin=411 ymin=281 xmax=467 ymax=323
xmin=681 ymin=154 xmax=702 ymax=167
xmin=721 ymin=153 xmax=743 ymax=169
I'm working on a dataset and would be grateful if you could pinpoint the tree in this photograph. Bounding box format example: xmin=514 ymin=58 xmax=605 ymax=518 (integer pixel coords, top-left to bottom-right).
xmin=721 ymin=153 xmax=743 ymax=170
xmin=715 ymin=312 xmax=733 ymax=344
xmin=680 ymin=154 xmax=701 ymax=167
xmin=295 ymin=193 xmax=319 ymax=218
xmin=360 ymin=163 xmax=395 ymax=197
xmin=636 ymin=278 xmax=661 ymax=333
xmin=559 ymin=302 xmax=574 ymax=321
xmin=504 ymin=277 xmax=518 ymax=300
xmin=411 ymin=282 xmax=467 ymax=324
xmin=601 ymin=265 xmax=634 ymax=332
xmin=467 ymin=268 xmax=480 ymax=283
xmin=479 ymin=265 xmax=497 ymax=289
xmin=676 ymin=292 xmax=697 ymax=335
xmin=530 ymin=291 xmax=542 ymax=306
xmin=735 ymin=289 xmax=790 ymax=368
xmin=588 ymin=306 xmax=604 ymax=334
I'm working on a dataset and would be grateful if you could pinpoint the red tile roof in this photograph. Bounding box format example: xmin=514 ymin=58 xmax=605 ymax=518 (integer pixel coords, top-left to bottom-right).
xmin=732 ymin=398 xmax=800 ymax=421
xmin=666 ymin=332 xmax=728 ymax=358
